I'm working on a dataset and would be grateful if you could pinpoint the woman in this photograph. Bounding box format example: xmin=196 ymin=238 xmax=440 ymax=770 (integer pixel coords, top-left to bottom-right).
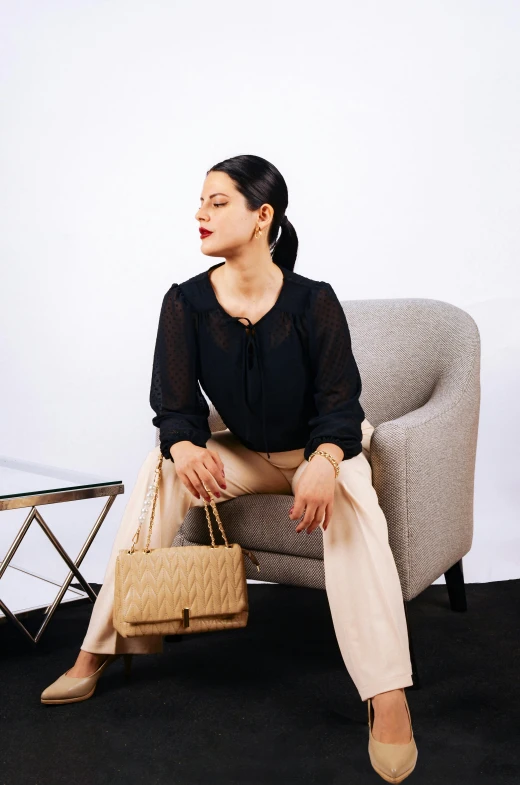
xmin=41 ymin=155 xmax=418 ymax=782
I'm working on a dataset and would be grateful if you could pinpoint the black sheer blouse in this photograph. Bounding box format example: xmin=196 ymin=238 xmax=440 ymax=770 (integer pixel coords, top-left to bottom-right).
xmin=150 ymin=261 xmax=365 ymax=463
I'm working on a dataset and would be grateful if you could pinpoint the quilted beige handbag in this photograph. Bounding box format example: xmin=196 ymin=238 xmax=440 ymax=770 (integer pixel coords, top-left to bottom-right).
xmin=113 ymin=452 xmax=261 ymax=638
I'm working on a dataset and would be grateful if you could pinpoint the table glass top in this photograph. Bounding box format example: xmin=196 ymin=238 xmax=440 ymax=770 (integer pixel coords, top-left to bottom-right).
xmin=0 ymin=456 xmax=122 ymax=500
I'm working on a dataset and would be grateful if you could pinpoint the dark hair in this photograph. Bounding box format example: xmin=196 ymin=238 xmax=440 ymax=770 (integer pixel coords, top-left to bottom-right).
xmin=207 ymin=154 xmax=299 ymax=272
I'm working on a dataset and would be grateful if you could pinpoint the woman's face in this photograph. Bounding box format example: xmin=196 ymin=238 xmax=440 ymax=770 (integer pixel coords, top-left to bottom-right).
xmin=195 ymin=171 xmax=272 ymax=259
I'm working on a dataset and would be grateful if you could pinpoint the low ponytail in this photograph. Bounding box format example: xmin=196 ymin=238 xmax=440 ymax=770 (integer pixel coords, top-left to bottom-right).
xmin=271 ymin=213 xmax=298 ymax=272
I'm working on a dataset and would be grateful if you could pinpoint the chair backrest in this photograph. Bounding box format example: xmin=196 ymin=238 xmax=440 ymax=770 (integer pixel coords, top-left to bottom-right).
xmin=344 ymin=297 xmax=480 ymax=426
xmin=155 ymin=297 xmax=480 ymax=444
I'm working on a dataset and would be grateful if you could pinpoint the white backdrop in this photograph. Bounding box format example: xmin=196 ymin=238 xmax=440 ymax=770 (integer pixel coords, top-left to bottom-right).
xmin=1 ymin=1 xmax=518 ymax=592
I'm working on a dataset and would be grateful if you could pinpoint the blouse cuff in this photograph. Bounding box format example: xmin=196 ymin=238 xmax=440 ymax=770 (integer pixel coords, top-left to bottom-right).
xmin=161 ymin=432 xmax=209 ymax=461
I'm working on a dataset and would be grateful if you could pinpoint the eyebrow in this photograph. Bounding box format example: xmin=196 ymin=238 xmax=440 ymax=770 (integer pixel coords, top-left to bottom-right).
xmin=200 ymin=192 xmax=229 ymax=201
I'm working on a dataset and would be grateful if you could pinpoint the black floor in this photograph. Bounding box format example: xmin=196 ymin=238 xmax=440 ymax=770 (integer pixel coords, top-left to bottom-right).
xmin=1 ymin=579 xmax=519 ymax=785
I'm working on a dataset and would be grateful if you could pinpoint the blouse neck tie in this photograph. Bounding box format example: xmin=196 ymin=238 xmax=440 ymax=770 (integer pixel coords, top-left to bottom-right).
xmin=233 ymin=316 xmax=271 ymax=459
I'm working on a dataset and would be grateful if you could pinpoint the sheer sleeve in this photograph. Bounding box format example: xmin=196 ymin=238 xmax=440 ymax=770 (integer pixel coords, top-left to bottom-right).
xmin=149 ymin=284 xmax=211 ymax=461
xmin=304 ymin=282 xmax=365 ymax=462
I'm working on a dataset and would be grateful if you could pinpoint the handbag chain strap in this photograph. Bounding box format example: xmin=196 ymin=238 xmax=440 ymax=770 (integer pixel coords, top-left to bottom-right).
xmin=128 ymin=452 xmax=231 ymax=554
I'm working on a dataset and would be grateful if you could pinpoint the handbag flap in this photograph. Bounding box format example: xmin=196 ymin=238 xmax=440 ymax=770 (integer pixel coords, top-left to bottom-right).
xmin=115 ymin=543 xmax=248 ymax=624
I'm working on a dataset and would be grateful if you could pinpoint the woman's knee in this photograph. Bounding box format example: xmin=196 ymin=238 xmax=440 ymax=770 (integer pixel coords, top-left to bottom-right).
xmin=335 ymin=452 xmax=374 ymax=501
xmin=361 ymin=418 xmax=375 ymax=456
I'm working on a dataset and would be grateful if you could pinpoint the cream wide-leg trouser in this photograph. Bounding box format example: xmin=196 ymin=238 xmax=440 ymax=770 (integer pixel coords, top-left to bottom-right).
xmin=81 ymin=419 xmax=413 ymax=702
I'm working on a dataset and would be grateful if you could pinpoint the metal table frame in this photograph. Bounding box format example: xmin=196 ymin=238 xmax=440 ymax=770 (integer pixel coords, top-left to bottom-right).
xmin=0 ymin=458 xmax=124 ymax=645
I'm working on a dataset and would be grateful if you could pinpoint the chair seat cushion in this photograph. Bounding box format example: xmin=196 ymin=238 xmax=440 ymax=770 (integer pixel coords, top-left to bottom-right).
xmin=172 ymin=494 xmax=324 ymax=561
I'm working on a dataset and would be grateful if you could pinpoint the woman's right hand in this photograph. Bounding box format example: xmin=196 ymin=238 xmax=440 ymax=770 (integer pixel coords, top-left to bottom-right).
xmin=169 ymin=442 xmax=226 ymax=501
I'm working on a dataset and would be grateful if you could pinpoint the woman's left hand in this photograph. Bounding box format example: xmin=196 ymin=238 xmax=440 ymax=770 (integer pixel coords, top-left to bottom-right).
xmin=289 ymin=458 xmax=336 ymax=534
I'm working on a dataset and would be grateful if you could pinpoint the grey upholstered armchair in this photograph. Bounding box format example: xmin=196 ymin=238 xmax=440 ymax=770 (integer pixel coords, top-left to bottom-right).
xmin=157 ymin=298 xmax=481 ymax=687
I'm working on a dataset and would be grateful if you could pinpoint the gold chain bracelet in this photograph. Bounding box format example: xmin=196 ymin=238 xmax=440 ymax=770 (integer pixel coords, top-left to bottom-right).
xmin=308 ymin=449 xmax=340 ymax=478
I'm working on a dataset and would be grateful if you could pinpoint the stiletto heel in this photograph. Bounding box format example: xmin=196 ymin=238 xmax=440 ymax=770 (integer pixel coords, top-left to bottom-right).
xmin=40 ymin=653 xmax=127 ymax=705
xmin=367 ymin=691 xmax=418 ymax=783
xmin=123 ymin=654 xmax=133 ymax=676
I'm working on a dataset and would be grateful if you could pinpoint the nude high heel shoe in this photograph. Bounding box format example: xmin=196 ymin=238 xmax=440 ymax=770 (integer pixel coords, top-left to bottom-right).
xmin=367 ymin=690 xmax=418 ymax=783
xmin=40 ymin=653 xmax=133 ymax=705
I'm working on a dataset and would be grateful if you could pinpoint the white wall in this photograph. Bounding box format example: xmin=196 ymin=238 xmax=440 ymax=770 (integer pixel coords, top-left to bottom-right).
xmin=1 ymin=1 xmax=518 ymax=590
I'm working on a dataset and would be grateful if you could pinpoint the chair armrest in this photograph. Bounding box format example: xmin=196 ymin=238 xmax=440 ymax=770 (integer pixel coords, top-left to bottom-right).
xmin=370 ymin=348 xmax=480 ymax=598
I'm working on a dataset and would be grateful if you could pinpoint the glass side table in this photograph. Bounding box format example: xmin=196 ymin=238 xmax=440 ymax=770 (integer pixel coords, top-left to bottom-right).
xmin=0 ymin=455 xmax=124 ymax=645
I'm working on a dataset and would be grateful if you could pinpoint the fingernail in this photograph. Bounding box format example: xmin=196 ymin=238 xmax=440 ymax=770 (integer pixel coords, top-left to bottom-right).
xmin=215 ymin=492 xmax=220 ymax=497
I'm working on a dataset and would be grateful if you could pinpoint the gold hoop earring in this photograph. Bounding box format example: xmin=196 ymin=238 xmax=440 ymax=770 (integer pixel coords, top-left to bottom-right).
xmin=255 ymin=225 xmax=262 ymax=239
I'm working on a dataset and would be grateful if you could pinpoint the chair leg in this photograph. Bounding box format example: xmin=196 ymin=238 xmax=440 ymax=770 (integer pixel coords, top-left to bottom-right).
xmin=404 ymin=601 xmax=421 ymax=690
xmin=444 ymin=558 xmax=468 ymax=612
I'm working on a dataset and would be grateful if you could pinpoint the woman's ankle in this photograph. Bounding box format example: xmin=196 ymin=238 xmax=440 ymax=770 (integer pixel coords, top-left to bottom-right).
xmin=73 ymin=650 xmax=108 ymax=669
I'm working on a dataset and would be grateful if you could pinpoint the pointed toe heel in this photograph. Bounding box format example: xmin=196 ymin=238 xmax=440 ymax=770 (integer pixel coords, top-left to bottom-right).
xmin=367 ymin=692 xmax=418 ymax=783
xmin=40 ymin=653 xmax=129 ymax=705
